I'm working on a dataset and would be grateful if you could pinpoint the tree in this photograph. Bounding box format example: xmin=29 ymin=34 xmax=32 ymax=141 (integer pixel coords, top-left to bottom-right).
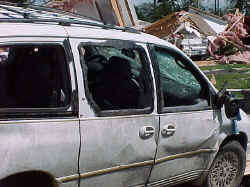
xmin=235 ymin=0 xmax=244 ymax=11
xmin=152 ymin=1 xmax=173 ymax=21
xmin=2 ymin=0 xmax=26 ymax=2
xmin=158 ymin=0 xmax=197 ymax=10
xmin=135 ymin=1 xmax=175 ymax=22
xmin=135 ymin=3 xmax=155 ymax=22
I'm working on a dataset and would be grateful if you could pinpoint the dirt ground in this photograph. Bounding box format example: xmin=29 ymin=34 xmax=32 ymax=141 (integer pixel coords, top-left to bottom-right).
xmin=194 ymin=60 xmax=217 ymax=67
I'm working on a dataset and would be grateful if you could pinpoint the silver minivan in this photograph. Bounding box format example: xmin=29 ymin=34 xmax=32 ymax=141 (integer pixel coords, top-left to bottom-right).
xmin=0 ymin=3 xmax=249 ymax=187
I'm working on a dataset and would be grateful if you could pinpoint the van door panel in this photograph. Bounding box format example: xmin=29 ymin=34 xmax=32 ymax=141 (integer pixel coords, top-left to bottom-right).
xmin=69 ymin=38 xmax=158 ymax=187
xmin=79 ymin=116 xmax=158 ymax=187
xmin=147 ymin=45 xmax=219 ymax=186
xmin=148 ymin=111 xmax=219 ymax=185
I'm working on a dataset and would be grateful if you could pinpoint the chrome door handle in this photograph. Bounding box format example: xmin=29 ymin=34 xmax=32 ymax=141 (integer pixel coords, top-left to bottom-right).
xmin=139 ymin=126 xmax=155 ymax=139
xmin=161 ymin=125 xmax=176 ymax=136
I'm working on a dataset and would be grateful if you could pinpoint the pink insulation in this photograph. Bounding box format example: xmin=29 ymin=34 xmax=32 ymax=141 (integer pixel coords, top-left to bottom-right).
xmin=208 ymin=13 xmax=250 ymax=64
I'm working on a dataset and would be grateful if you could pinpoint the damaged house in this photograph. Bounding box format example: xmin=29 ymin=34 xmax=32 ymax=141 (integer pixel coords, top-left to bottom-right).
xmin=170 ymin=11 xmax=220 ymax=59
xmin=145 ymin=7 xmax=227 ymax=59
xmin=145 ymin=6 xmax=250 ymax=64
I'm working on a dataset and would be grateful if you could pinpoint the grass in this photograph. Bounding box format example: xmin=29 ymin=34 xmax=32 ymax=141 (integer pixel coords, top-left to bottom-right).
xmin=202 ymin=64 xmax=250 ymax=98
xmin=206 ymin=73 xmax=250 ymax=90
xmin=200 ymin=64 xmax=250 ymax=71
xmin=201 ymin=64 xmax=250 ymax=113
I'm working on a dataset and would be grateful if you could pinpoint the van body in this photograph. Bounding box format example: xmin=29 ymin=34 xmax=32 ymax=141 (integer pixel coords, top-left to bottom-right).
xmin=0 ymin=3 xmax=249 ymax=187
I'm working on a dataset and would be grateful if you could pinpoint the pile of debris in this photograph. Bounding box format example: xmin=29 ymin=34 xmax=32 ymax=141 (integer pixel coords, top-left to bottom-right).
xmin=145 ymin=7 xmax=227 ymax=60
xmin=208 ymin=10 xmax=250 ymax=64
xmin=145 ymin=7 xmax=250 ymax=64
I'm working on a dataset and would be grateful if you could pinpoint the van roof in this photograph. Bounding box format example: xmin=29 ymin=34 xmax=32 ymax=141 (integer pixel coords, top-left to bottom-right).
xmin=0 ymin=2 xmax=178 ymax=50
xmin=0 ymin=21 xmax=176 ymax=47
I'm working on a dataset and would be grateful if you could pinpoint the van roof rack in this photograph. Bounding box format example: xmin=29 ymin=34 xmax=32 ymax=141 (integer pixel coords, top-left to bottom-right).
xmin=0 ymin=17 xmax=140 ymax=33
xmin=0 ymin=1 xmax=140 ymax=34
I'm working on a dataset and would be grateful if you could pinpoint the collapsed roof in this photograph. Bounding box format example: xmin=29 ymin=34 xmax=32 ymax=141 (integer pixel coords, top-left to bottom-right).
xmin=144 ymin=7 xmax=226 ymax=39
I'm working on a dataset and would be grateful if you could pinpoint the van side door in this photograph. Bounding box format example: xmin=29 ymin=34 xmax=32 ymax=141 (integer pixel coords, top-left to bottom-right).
xmin=147 ymin=45 xmax=220 ymax=187
xmin=70 ymin=38 xmax=158 ymax=187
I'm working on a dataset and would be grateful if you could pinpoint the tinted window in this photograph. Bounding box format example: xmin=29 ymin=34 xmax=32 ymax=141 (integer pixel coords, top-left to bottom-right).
xmin=0 ymin=45 xmax=71 ymax=109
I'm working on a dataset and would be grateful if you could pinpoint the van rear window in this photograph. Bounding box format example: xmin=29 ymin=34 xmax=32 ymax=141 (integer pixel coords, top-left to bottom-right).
xmin=0 ymin=45 xmax=71 ymax=109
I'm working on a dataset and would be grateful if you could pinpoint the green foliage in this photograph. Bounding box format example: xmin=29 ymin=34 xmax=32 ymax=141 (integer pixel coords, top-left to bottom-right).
xmin=152 ymin=2 xmax=173 ymax=21
xmin=135 ymin=0 xmax=197 ymax=23
xmin=135 ymin=3 xmax=155 ymax=22
xmin=135 ymin=2 xmax=175 ymax=22
xmin=235 ymin=0 xmax=244 ymax=11
xmin=160 ymin=0 xmax=197 ymax=10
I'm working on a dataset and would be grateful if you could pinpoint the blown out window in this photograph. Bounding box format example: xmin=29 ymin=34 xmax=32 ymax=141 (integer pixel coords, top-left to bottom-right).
xmin=0 ymin=45 xmax=71 ymax=110
xmin=153 ymin=46 xmax=210 ymax=110
xmin=79 ymin=42 xmax=153 ymax=114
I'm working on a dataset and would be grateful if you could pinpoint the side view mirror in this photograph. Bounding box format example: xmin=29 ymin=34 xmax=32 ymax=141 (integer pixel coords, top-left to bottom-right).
xmin=215 ymin=82 xmax=240 ymax=119
xmin=224 ymin=96 xmax=240 ymax=119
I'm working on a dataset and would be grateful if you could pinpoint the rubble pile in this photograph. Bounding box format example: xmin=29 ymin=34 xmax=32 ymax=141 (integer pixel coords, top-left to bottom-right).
xmin=145 ymin=7 xmax=226 ymax=60
xmin=208 ymin=11 xmax=250 ymax=64
xmin=145 ymin=7 xmax=250 ymax=63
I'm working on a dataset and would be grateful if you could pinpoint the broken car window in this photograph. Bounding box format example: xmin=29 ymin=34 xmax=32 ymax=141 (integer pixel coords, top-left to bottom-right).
xmin=79 ymin=44 xmax=153 ymax=111
xmin=154 ymin=47 xmax=207 ymax=107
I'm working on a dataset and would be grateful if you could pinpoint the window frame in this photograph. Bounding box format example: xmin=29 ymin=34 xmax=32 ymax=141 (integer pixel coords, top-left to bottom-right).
xmin=148 ymin=44 xmax=213 ymax=114
xmin=78 ymin=40 xmax=155 ymax=117
xmin=0 ymin=41 xmax=76 ymax=119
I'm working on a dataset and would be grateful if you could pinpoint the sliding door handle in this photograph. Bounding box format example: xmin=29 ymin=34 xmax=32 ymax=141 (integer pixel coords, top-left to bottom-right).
xmin=161 ymin=125 xmax=176 ymax=136
xmin=139 ymin=126 xmax=155 ymax=139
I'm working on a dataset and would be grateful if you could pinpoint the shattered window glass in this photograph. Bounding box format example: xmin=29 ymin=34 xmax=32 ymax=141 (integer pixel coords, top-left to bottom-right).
xmin=96 ymin=46 xmax=142 ymax=77
xmin=79 ymin=44 xmax=153 ymax=111
xmin=155 ymin=47 xmax=203 ymax=107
